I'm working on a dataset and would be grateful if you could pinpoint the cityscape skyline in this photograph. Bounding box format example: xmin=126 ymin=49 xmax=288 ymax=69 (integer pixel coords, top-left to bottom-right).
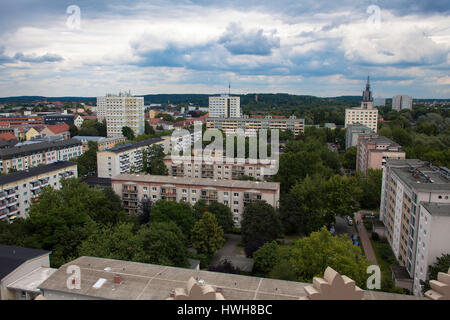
xmin=0 ymin=1 xmax=449 ymax=98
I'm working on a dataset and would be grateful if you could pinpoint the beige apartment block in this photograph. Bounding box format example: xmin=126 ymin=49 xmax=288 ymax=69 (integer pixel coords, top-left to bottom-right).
xmin=206 ymin=115 xmax=305 ymax=136
xmin=0 ymin=139 xmax=83 ymax=174
xmin=97 ymin=92 xmax=145 ymax=138
xmin=97 ymin=138 xmax=164 ymax=178
xmin=345 ymin=108 xmax=378 ymax=133
xmin=413 ymin=203 xmax=450 ymax=296
xmin=379 ymin=159 xmax=450 ymax=296
xmin=111 ymin=174 xmax=280 ymax=226
xmin=0 ymin=161 xmax=78 ymax=221
xmin=345 ymin=77 xmax=379 ymax=133
xmin=356 ymin=135 xmax=405 ymax=173
xmin=209 ymin=95 xmax=241 ymax=118
xmin=163 ymin=156 xmax=277 ymax=181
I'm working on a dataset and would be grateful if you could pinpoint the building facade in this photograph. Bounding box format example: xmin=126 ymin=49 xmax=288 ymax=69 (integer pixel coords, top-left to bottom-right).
xmin=42 ymin=114 xmax=74 ymax=126
xmin=379 ymin=159 xmax=450 ymax=295
xmin=208 ymin=95 xmax=240 ymax=118
xmin=97 ymin=92 xmax=145 ymax=138
xmin=0 ymin=245 xmax=55 ymax=300
xmin=392 ymin=95 xmax=413 ymax=111
xmin=96 ymin=138 xmax=164 ymax=178
xmin=345 ymin=124 xmax=373 ymax=149
xmin=0 ymin=117 xmax=43 ymax=127
xmin=0 ymin=161 xmax=78 ymax=221
xmin=345 ymin=77 xmax=379 ymax=132
xmin=356 ymin=135 xmax=405 ymax=173
xmin=412 ymin=202 xmax=450 ymax=296
xmin=0 ymin=139 xmax=83 ymax=174
xmin=163 ymin=156 xmax=277 ymax=181
xmin=206 ymin=115 xmax=305 ymax=136
xmin=111 ymin=174 xmax=280 ymax=226
xmin=73 ymin=136 xmax=127 ymax=151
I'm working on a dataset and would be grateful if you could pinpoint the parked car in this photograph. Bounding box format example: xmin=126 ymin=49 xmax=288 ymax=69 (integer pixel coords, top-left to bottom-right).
xmin=346 ymin=216 xmax=353 ymax=226
xmin=330 ymin=226 xmax=336 ymax=235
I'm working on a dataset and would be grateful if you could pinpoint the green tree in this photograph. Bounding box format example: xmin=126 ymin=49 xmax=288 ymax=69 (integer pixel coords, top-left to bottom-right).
xmin=145 ymin=121 xmax=155 ymax=135
xmin=122 ymin=126 xmax=135 ymax=140
xmin=273 ymin=227 xmax=370 ymax=288
xmin=357 ymin=169 xmax=382 ymax=209
xmin=75 ymin=141 xmax=98 ymax=177
xmin=253 ymin=241 xmax=281 ymax=275
xmin=69 ymin=124 xmax=79 ymax=138
xmin=241 ymin=200 xmax=283 ymax=243
xmin=191 ymin=212 xmax=226 ymax=255
xmin=147 ymin=145 xmax=168 ymax=175
xmin=137 ymin=221 xmax=189 ymax=267
xmin=193 ymin=201 xmax=234 ymax=233
xmin=150 ymin=200 xmax=195 ymax=237
xmin=342 ymin=146 xmax=357 ymax=170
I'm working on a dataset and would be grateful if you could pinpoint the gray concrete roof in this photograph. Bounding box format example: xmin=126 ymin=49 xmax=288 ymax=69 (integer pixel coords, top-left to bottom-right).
xmin=421 ymin=202 xmax=450 ymax=217
xmin=391 ymin=165 xmax=450 ymax=192
xmin=0 ymin=138 xmax=82 ymax=160
xmin=0 ymin=161 xmax=76 ymax=186
xmin=111 ymin=174 xmax=280 ymax=190
xmin=38 ymin=256 xmax=424 ymax=300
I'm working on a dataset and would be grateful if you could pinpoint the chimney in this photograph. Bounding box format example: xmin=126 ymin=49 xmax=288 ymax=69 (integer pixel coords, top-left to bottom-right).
xmin=114 ymin=274 xmax=123 ymax=284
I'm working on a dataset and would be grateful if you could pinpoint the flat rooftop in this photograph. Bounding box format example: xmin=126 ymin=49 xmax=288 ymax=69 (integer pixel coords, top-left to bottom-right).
xmin=111 ymin=174 xmax=280 ymax=191
xmin=391 ymin=164 xmax=450 ymax=192
xmin=0 ymin=161 xmax=77 ymax=186
xmin=38 ymin=256 xmax=424 ymax=300
xmin=101 ymin=138 xmax=163 ymax=154
xmin=0 ymin=138 xmax=82 ymax=160
xmin=421 ymin=202 xmax=450 ymax=217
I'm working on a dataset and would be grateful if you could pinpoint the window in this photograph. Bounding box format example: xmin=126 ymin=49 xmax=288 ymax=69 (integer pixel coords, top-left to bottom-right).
xmin=192 ymin=190 xmax=196 ymax=194
xmin=234 ymin=193 xmax=239 ymax=197
xmin=182 ymin=189 xmax=187 ymax=194
xmin=233 ymin=209 xmax=239 ymax=213
xmin=152 ymin=187 xmax=157 ymax=191
xmin=234 ymin=201 xmax=239 ymax=205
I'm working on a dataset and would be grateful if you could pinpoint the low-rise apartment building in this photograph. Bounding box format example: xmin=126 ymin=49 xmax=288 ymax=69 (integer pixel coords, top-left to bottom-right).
xmin=0 ymin=161 xmax=78 ymax=221
xmin=111 ymin=174 xmax=280 ymax=226
xmin=379 ymin=159 xmax=450 ymax=295
xmin=0 ymin=245 xmax=55 ymax=300
xmin=356 ymin=135 xmax=405 ymax=173
xmin=39 ymin=123 xmax=70 ymax=140
xmin=345 ymin=124 xmax=373 ymax=149
xmin=97 ymin=138 xmax=164 ymax=178
xmin=0 ymin=139 xmax=83 ymax=174
xmin=206 ymin=115 xmax=305 ymax=136
xmin=73 ymin=136 xmax=127 ymax=151
xmin=160 ymin=129 xmax=202 ymax=154
xmin=163 ymin=156 xmax=277 ymax=180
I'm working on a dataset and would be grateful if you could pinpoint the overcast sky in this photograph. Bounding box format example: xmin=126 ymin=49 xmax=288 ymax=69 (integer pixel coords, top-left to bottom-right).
xmin=0 ymin=0 xmax=449 ymax=98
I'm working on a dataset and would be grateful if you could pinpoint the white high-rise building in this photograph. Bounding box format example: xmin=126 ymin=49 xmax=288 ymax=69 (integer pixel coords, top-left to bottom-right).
xmin=209 ymin=95 xmax=240 ymax=118
xmin=392 ymin=95 xmax=413 ymax=111
xmin=97 ymin=92 xmax=145 ymax=137
xmin=345 ymin=77 xmax=379 ymax=133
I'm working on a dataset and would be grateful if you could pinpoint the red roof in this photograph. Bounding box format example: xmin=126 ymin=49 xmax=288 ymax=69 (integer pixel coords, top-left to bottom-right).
xmin=0 ymin=132 xmax=17 ymax=141
xmin=46 ymin=123 xmax=70 ymax=134
xmin=82 ymin=115 xmax=97 ymax=120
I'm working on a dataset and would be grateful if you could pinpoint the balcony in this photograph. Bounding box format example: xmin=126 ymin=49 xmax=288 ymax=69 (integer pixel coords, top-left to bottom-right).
xmin=243 ymin=192 xmax=262 ymax=205
xmin=123 ymin=185 xmax=138 ymax=193
xmin=0 ymin=192 xmax=5 ymax=201
xmin=200 ymin=191 xmax=218 ymax=202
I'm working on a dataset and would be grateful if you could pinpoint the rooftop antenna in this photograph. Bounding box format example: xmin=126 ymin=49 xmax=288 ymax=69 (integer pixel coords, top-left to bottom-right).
xmin=229 ymin=82 xmax=231 ymax=95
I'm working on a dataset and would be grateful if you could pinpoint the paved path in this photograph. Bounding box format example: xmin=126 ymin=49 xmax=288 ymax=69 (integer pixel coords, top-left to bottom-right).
xmin=210 ymin=234 xmax=243 ymax=267
xmin=355 ymin=212 xmax=378 ymax=265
